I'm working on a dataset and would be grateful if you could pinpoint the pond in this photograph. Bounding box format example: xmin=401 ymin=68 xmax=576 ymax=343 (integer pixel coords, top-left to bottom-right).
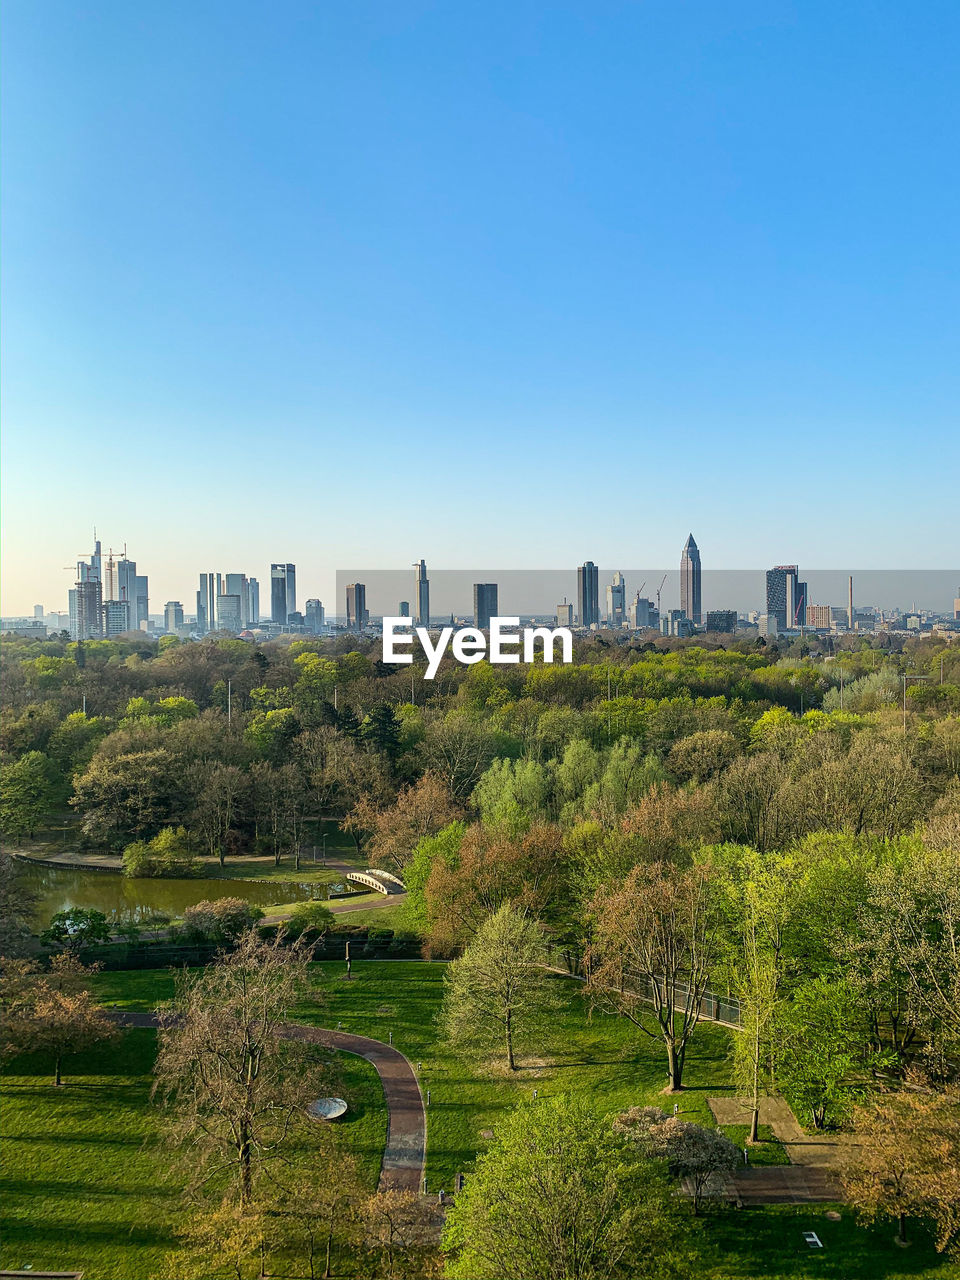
xmin=20 ymin=861 xmax=338 ymax=927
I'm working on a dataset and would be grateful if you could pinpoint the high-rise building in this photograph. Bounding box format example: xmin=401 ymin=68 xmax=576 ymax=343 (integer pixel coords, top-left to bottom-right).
xmin=70 ymin=535 xmax=103 ymax=640
xmin=271 ymin=563 xmax=296 ymax=624
xmin=223 ymin=574 xmax=252 ymax=628
xmin=305 ymin=599 xmax=325 ymax=633
xmin=765 ymin=565 xmax=799 ymax=633
xmin=806 ymin=604 xmax=832 ymax=629
xmin=705 ymin=610 xmax=737 ymax=633
xmin=557 ymin=600 xmax=574 ymax=626
xmin=134 ymin=575 xmax=149 ymax=629
xmin=102 ymin=599 xmax=131 ymax=637
xmin=398 ymin=601 xmax=410 ymax=617
xmin=197 ymin=573 xmax=216 ymax=634
xmin=473 ymin=583 xmax=498 ymax=630
xmin=74 ymin=579 xmax=103 ymax=640
xmin=414 ymin=560 xmax=430 ymax=626
xmin=954 ymin=588 xmax=960 ymax=621
xmin=680 ymin=534 xmax=702 ymax=624
xmin=791 ymin=579 xmax=808 ymax=628
xmin=606 ymin=571 xmax=626 ymax=626
xmin=33 ymin=604 xmax=44 ymax=618
xmin=577 ymin=561 xmax=599 ymax=627
xmin=216 ymin=594 xmax=242 ymax=632
xmin=628 ymin=594 xmax=657 ymax=630
xmin=248 ymin=578 xmax=260 ymax=625
xmin=164 ymin=601 xmax=184 ymax=632
xmin=345 ymin=583 xmax=367 ymax=632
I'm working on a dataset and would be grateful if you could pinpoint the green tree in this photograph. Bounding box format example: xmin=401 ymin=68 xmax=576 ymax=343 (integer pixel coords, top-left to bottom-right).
xmin=775 ymin=977 xmax=873 ymax=1129
xmin=439 ymin=903 xmax=563 ymax=1070
xmin=442 ymin=1096 xmax=694 ymax=1280
xmin=0 ymin=851 xmax=39 ymax=956
xmin=122 ymin=825 xmax=201 ymax=877
xmin=40 ymin=907 xmax=111 ymax=955
xmin=0 ymin=751 xmax=59 ymax=838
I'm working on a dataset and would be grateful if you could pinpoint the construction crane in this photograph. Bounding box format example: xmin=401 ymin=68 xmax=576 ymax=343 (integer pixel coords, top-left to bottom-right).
xmin=656 ymin=574 xmax=667 ymax=614
xmin=637 ymin=580 xmax=646 ymax=597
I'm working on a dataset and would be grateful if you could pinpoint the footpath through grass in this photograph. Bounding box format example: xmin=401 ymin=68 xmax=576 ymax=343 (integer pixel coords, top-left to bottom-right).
xmin=82 ymin=961 xmax=960 ymax=1280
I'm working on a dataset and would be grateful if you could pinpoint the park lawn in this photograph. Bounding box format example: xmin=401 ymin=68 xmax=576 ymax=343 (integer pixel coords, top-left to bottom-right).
xmin=300 ymin=960 xmax=734 ymax=1189
xmin=720 ymin=1122 xmax=792 ymax=1166
xmin=92 ymin=959 xmax=735 ymax=1188
xmin=0 ymin=1028 xmax=387 ymax=1280
xmin=701 ymin=1204 xmax=956 ymax=1279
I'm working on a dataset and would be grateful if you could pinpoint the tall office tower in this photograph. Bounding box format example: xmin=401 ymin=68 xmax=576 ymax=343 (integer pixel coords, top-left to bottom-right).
xmin=557 ymin=600 xmax=574 ymax=626
xmin=345 ymin=583 xmax=367 ymax=632
xmin=765 ymin=565 xmax=799 ymax=634
xmin=305 ymin=599 xmax=324 ymax=633
xmin=33 ymin=604 xmax=44 ymax=618
xmin=398 ymin=600 xmax=410 ymax=617
xmin=473 ymin=583 xmax=499 ymax=630
xmin=628 ymin=594 xmax=657 ymax=629
xmin=196 ymin=573 xmax=216 ymax=634
xmin=954 ymin=588 xmax=960 ymax=621
xmin=134 ymin=575 xmax=149 ymax=629
xmin=577 ymin=561 xmax=600 ymax=627
xmin=606 ymin=571 xmax=626 ymax=626
xmin=271 ymin=563 xmax=296 ymax=624
xmin=164 ymin=601 xmax=184 ymax=632
xmin=848 ymin=576 xmax=855 ymax=630
xmin=791 ymin=579 xmax=808 ymax=628
xmin=103 ymin=599 xmax=131 ymax=636
xmin=414 ymin=560 xmax=430 ymax=626
xmin=216 ymin=594 xmax=242 ymax=632
xmin=223 ymin=574 xmax=252 ymax=627
xmin=248 ymin=578 xmax=260 ymax=625
xmin=75 ymin=579 xmax=103 ymax=639
xmin=680 ymin=534 xmax=702 ymax=624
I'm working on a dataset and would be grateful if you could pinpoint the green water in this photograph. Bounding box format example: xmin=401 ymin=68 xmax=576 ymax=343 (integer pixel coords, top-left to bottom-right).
xmin=21 ymin=861 xmax=334 ymax=926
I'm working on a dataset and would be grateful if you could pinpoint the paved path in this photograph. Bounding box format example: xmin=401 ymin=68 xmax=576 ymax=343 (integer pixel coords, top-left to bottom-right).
xmin=108 ymin=1011 xmax=425 ymax=1192
xmin=708 ymin=1096 xmax=844 ymax=1204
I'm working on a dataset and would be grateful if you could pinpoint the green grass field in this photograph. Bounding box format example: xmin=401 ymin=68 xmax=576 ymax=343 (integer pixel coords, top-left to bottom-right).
xmin=0 ymin=1028 xmax=386 ymax=1280
xmin=8 ymin=960 xmax=956 ymax=1280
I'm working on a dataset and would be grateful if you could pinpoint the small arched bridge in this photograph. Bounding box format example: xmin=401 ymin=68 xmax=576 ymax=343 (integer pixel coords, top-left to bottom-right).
xmin=347 ymin=868 xmax=406 ymax=896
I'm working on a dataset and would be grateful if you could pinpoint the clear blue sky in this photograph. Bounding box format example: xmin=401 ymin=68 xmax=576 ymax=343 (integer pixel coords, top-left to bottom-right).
xmin=2 ymin=1 xmax=958 ymax=615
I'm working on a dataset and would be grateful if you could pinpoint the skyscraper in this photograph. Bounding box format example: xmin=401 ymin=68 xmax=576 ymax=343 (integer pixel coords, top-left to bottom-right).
xmin=270 ymin=563 xmax=296 ymax=624
xmin=74 ymin=579 xmax=103 ymax=639
xmin=680 ymin=534 xmax=702 ymax=624
xmin=305 ymin=599 xmax=324 ymax=633
xmin=577 ymin=561 xmax=599 ymax=627
xmin=414 ymin=560 xmax=430 ymax=627
xmin=473 ymin=583 xmax=498 ymax=630
xmin=197 ymin=573 xmax=216 ymax=634
xmin=164 ymin=601 xmax=184 ymax=632
xmin=345 ymin=583 xmax=367 ymax=632
xmin=72 ymin=535 xmax=103 ymax=639
xmin=248 ymin=578 xmax=260 ymax=625
xmin=398 ymin=601 xmax=410 ymax=617
xmin=606 ymin=571 xmax=626 ymax=626
xmin=216 ymin=594 xmax=242 ymax=632
xmin=765 ymin=565 xmax=799 ymax=633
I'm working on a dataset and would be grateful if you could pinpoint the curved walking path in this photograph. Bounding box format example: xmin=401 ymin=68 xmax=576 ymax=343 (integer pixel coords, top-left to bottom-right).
xmin=108 ymin=1011 xmax=425 ymax=1192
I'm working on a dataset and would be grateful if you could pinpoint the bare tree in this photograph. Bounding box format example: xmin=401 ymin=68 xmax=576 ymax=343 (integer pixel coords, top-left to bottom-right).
xmin=1 ymin=953 xmax=116 ymax=1085
xmin=587 ymin=862 xmax=721 ymax=1092
xmin=153 ymin=931 xmax=332 ymax=1206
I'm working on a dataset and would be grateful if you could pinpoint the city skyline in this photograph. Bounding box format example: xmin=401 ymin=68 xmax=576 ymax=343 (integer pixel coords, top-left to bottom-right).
xmin=4 ymin=4 xmax=960 ymax=613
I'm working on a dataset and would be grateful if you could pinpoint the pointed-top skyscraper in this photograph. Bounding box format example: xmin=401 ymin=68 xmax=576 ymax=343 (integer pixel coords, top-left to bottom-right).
xmin=680 ymin=534 xmax=702 ymax=624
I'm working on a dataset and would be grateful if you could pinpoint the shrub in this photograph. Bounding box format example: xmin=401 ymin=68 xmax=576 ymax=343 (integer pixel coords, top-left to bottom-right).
xmin=122 ymin=826 xmax=201 ymax=878
xmin=284 ymin=900 xmax=336 ymax=939
xmin=182 ymin=897 xmax=264 ymax=943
